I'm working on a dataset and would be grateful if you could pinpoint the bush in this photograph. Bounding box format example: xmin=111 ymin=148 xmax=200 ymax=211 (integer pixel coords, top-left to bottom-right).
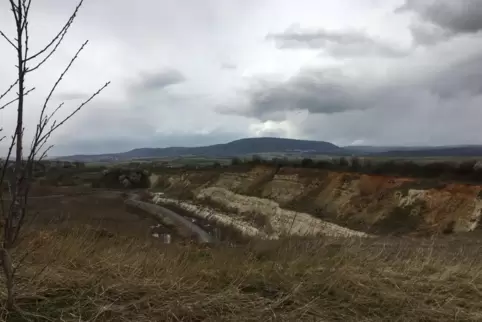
xmin=338 ymin=157 xmax=349 ymax=167
xmin=251 ymin=155 xmax=262 ymax=164
xmin=301 ymin=158 xmax=314 ymax=168
xmin=350 ymin=157 xmax=361 ymax=171
xmin=231 ymin=157 xmax=242 ymax=166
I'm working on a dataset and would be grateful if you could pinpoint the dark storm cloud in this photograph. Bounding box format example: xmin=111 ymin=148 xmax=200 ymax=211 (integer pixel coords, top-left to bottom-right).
xmin=266 ymin=26 xmax=407 ymax=57
xmin=224 ymin=49 xmax=482 ymax=120
xmin=398 ymin=0 xmax=482 ymax=36
xmin=407 ymin=22 xmax=450 ymax=46
xmin=428 ymin=53 xmax=482 ymax=98
xmin=128 ymin=69 xmax=185 ymax=93
xmin=222 ymin=68 xmax=390 ymax=119
xmin=245 ymin=71 xmax=368 ymax=116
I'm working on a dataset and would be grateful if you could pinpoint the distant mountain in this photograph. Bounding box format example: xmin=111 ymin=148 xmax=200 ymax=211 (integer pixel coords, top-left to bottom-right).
xmin=343 ymin=146 xmax=435 ymax=154
xmin=372 ymin=146 xmax=482 ymax=157
xmin=57 ymin=137 xmax=345 ymax=162
xmin=56 ymin=139 xmax=482 ymax=162
xmin=345 ymin=145 xmax=482 ymax=157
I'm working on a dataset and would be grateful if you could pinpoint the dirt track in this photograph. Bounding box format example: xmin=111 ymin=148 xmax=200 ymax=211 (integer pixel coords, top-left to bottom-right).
xmin=19 ymin=187 xmax=216 ymax=244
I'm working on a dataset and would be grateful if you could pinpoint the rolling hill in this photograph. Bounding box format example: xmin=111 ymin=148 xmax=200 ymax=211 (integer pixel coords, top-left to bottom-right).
xmin=57 ymin=137 xmax=345 ymax=162
xmin=56 ymin=138 xmax=482 ymax=162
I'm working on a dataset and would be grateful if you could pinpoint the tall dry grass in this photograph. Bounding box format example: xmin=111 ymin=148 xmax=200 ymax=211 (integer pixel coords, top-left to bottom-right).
xmin=0 ymin=227 xmax=481 ymax=321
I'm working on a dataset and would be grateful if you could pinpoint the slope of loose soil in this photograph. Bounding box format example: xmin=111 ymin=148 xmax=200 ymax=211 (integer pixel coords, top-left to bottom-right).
xmin=154 ymin=166 xmax=482 ymax=235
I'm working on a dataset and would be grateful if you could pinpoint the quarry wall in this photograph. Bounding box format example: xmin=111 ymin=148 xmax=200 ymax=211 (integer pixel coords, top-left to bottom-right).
xmin=152 ymin=165 xmax=482 ymax=235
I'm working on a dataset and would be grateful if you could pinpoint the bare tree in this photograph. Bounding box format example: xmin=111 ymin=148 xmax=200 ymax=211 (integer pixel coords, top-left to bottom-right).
xmin=0 ymin=0 xmax=109 ymax=310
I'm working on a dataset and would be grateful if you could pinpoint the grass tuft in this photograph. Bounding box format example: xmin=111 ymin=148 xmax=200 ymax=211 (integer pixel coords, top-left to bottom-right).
xmin=0 ymin=228 xmax=481 ymax=321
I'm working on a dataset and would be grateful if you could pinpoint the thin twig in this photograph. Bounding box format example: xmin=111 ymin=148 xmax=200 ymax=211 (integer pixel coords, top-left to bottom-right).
xmin=38 ymin=40 xmax=88 ymax=123
xmin=25 ymin=0 xmax=83 ymax=62
xmin=26 ymin=24 xmax=69 ymax=73
xmin=0 ymin=30 xmax=17 ymax=50
xmin=0 ymin=80 xmax=19 ymax=102
xmin=37 ymin=82 xmax=110 ymax=146
xmin=20 ymin=0 xmax=31 ymax=32
xmin=0 ymin=0 xmax=110 ymax=309
xmin=0 ymin=87 xmax=35 ymax=110
xmin=8 ymin=0 xmax=19 ymax=23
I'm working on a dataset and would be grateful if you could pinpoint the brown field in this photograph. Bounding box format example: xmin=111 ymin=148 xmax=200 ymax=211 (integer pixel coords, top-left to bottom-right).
xmin=0 ymin=185 xmax=479 ymax=321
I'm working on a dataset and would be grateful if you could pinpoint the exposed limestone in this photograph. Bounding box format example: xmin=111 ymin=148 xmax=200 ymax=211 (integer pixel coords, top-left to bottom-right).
xmin=461 ymin=198 xmax=482 ymax=232
xmin=153 ymin=166 xmax=482 ymax=234
xmin=148 ymin=174 xmax=160 ymax=188
xmin=151 ymin=193 xmax=272 ymax=239
xmin=196 ymin=187 xmax=370 ymax=238
xmin=396 ymin=189 xmax=427 ymax=207
xmin=151 ymin=188 xmax=370 ymax=239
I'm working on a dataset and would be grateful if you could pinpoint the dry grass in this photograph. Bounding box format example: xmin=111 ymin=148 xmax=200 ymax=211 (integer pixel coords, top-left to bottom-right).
xmin=0 ymin=229 xmax=481 ymax=321
xmin=0 ymin=188 xmax=481 ymax=321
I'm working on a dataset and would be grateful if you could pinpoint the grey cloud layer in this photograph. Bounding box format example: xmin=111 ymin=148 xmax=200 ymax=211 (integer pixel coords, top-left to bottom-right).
xmin=128 ymin=69 xmax=186 ymax=93
xmin=224 ymin=37 xmax=482 ymax=124
xmin=399 ymin=0 xmax=482 ymax=34
xmin=4 ymin=0 xmax=482 ymax=155
xmin=266 ymin=26 xmax=407 ymax=57
xmin=398 ymin=0 xmax=482 ymax=45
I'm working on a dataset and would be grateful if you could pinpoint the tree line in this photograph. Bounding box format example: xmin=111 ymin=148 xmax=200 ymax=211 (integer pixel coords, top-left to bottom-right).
xmin=230 ymin=155 xmax=482 ymax=183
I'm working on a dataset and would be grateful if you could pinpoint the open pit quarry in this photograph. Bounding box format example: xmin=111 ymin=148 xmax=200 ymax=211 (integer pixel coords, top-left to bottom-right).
xmin=145 ymin=165 xmax=482 ymax=240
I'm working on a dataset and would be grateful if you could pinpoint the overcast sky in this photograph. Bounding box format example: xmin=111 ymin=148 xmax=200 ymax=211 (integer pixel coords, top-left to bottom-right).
xmin=1 ymin=0 xmax=482 ymax=155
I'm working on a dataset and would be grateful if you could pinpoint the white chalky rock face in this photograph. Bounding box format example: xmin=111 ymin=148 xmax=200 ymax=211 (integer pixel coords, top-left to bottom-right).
xmin=461 ymin=199 xmax=482 ymax=232
xmin=474 ymin=161 xmax=482 ymax=171
xmin=151 ymin=189 xmax=370 ymax=239
xmin=152 ymin=194 xmax=273 ymax=239
xmin=148 ymin=174 xmax=160 ymax=188
xmin=198 ymin=187 xmax=369 ymax=238
xmin=396 ymin=189 xmax=427 ymax=207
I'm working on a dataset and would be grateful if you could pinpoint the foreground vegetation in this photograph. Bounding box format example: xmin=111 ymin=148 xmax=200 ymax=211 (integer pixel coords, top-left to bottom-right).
xmin=1 ymin=225 xmax=482 ymax=321
xmin=2 ymin=165 xmax=481 ymax=321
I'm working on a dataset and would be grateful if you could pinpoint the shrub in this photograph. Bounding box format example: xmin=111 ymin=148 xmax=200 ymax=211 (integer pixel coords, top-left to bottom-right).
xmin=231 ymin=157 xmax=242 ymax=166
xmin=301 ymin=158 xmax=314 ymax=168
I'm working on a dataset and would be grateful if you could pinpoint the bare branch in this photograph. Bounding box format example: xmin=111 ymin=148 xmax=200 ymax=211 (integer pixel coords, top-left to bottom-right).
xmin=39 ymin=40 xmax=88 ymax=121
xmin=23 ymin=21 xmax=29 ymax=68
xmin=0 ymin=80 xmax=19 ymax=102
xmin=0 ymin=87 xmax=35 ymax=110
xmin=46 ymin=102 xmax=64 ymax=124
xmin=0 ymin=30 xmax=17 ymax=50
xmin=0 ymin=0 xmax=110 ymax=310
xmin=36 ymin=81 xmax=110 ymax=147
xmin=8 ymin=0 xmax=20 ymax=25
xmin=26 ymin=25 xmax=68 ymax=73
xmin=20 ymin=0 xmax=32 ymax=32
xmin=25 ymin=0 xmax=84 ymax=63
xmin=37 ymin=145 xmax=53 ymax=163
xmin=0 ymin=134 xmax=17 ymax=235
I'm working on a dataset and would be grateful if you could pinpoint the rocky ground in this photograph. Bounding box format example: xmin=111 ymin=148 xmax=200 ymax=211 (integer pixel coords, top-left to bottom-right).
xmin=151 ymin=165 xmax=482 ymax=237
